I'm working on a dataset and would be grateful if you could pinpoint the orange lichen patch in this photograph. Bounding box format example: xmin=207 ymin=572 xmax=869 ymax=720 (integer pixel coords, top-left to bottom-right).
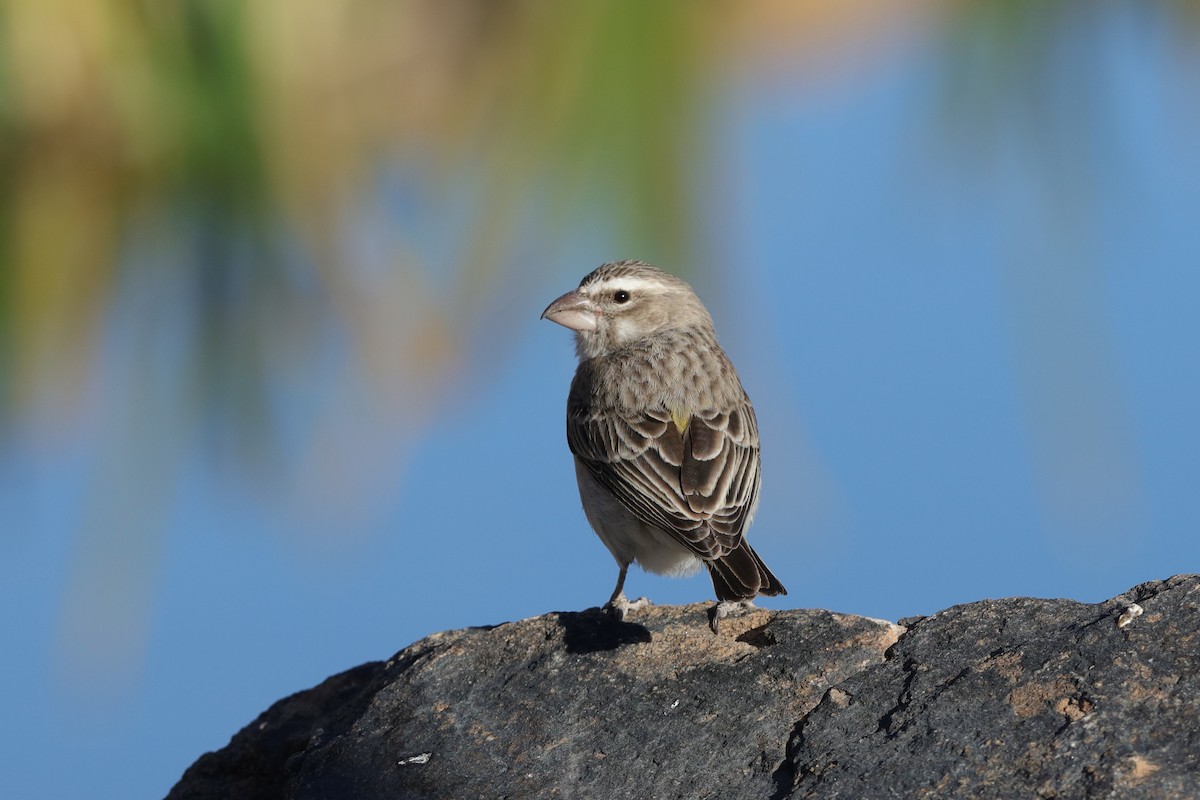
xmin=1127 ymin=755 xmax=1160 ymax=781
xmin=1053 ymin=695 xmax=1094 ymax=722
xmin=827 ymin=687 xmax=852 ymax=708
xmin=1114 ymin=657 xmax=1180 ymax=704
xmin=467 ymin=722 xmax=496 ymax=743
xmin=1007 ymin=679 xmax=1077 ymax=718
xmin=838 ymin=614 xmax=906 ymax=655
xmin=976 ymin=650 xmax=1023 ymax=683
xmin=605 ymin=604 xmax=764 ymax=679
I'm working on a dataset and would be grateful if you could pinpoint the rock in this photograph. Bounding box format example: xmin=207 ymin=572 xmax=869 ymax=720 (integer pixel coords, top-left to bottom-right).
xmin=167 ymin=576 xmax=1200 ymax=800
xmin=782 ymin=575 xmax=1200 ymax=799
xmin=167 ymin=604 xmax=900 ymax=800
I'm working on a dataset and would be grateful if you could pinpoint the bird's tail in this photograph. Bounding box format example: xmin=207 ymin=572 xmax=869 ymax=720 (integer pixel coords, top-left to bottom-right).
xmin=707 ymin=541 xmax=787 ymax=602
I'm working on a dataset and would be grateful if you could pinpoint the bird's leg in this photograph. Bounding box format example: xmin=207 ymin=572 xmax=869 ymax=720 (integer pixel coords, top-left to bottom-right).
xmin=708 ymin=599 xmax=756 ymax=634
xmin=603 ymin=565 xmax=651 ymax=621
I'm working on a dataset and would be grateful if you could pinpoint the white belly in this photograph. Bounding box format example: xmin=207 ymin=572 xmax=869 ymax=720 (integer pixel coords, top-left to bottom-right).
xmin=574 ymin=459 xmax=703 ymax=577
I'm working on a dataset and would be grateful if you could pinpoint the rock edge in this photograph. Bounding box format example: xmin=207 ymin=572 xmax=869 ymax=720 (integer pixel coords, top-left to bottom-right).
xmin=168 ymin=575 xmax=1200 ymax=800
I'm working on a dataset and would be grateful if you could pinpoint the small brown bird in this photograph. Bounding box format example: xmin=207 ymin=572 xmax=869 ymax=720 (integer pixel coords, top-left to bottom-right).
xmin=541 ymin=260 xmax=786 ymax=632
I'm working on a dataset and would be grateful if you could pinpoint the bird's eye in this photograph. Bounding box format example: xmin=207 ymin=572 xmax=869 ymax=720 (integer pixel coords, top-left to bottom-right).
xmin=613 ymin=290 xmax=630 ymax=304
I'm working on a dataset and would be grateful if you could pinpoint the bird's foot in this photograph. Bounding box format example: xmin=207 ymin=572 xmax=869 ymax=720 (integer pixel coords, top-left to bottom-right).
xmin=604 ymin=593 xmax=652 ymax=622
xmin=709 ymin=599 xmax=756 ymax=634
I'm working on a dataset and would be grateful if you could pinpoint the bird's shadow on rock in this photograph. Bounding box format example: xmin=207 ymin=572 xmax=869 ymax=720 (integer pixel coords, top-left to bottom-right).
xmin=556 ymin=608 xmax=652 ymax=654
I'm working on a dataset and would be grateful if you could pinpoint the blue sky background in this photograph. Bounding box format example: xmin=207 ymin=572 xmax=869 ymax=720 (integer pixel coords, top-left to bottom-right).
xmin=3 ymin=5 xmax=1199 ymax=799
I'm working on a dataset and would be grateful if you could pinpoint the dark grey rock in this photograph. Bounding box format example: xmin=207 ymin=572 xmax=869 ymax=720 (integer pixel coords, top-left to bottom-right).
xmin=168 ymin=604 xmax=900 ymax=800
xmin=168 ymin=576 xmax=1200 ymax=800
xmin=783 ymin=575 xmax=1200 ymax=799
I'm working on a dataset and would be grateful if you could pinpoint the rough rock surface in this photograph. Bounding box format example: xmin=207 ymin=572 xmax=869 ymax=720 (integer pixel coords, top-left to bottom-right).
xmin=784 ymin=575 xmax=1200 ymax=799
xmin=168 ymin=576 xmax=1200 ymax=800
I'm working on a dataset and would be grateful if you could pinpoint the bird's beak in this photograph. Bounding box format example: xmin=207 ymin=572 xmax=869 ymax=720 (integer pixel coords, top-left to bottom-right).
xmin=540 ymin=290 xmax=598 ymax=332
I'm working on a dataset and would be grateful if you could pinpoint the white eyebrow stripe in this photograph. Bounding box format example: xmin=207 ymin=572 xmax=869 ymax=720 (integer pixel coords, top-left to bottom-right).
xmin=586 ymin=276 xmax=664 ymax=295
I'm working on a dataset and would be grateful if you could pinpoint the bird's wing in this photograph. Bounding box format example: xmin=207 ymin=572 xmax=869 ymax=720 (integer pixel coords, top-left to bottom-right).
xmin=567 ymin=400 xmax=761 ymax=561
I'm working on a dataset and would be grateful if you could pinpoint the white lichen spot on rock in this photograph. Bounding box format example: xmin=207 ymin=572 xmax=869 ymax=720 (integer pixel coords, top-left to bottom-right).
xmin=1117 ymin=603 xmax=1144 ymax=628
xmin=398 ymin=753 xmax=431 ymax=766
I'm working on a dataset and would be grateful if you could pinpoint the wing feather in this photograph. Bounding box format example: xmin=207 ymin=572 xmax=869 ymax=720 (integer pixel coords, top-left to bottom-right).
xmin=568 ymin=391 xmax=761 ymax=563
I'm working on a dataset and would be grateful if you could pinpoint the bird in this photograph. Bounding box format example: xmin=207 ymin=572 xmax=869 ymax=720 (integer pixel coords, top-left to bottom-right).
xmin=541 ymin=259 xmax=786 ymax=632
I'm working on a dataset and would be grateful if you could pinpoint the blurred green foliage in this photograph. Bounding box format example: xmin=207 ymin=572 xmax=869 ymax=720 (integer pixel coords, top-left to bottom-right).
xmin=0 ymin=0 xmax=1193 ymax=492
xmin=0 ymin=0 xmax=722 ymax=436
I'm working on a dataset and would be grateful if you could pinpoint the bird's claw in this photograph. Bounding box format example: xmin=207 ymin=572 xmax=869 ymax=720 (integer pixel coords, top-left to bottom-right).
xmin=604 ymin=593 xmax=651 ymax=621
xmin=709 ymin=599 xmax=755 ymax=634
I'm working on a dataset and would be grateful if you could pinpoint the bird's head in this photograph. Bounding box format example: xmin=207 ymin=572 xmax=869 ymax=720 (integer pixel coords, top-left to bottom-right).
xmin=541 ymin=260 xmax=713 ymax=359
